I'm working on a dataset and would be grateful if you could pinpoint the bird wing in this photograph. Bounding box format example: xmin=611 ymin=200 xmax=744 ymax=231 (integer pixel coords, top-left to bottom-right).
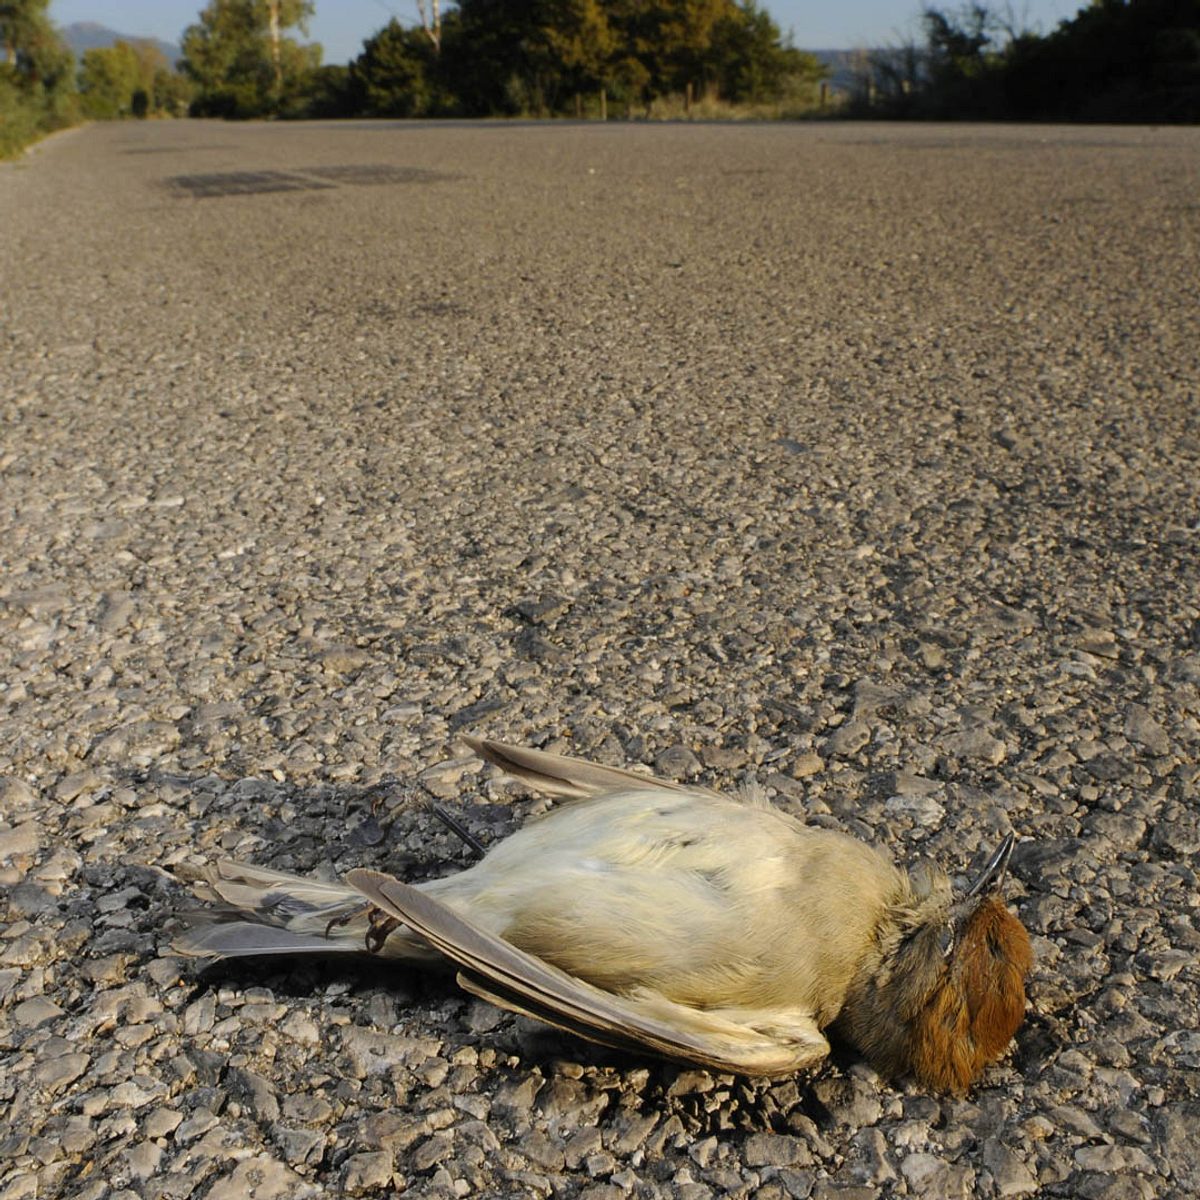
xmin=346 ymin=868 xmax=828 ymax=1077
xmin=464 ymin=736 xmax=720 ymax=799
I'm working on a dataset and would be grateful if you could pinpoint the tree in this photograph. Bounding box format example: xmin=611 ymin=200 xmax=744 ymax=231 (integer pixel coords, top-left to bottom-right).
xmin=78 ymin=40 xmax=172 ymax=118
xmin=78 ymin=42 xmax=142 ymax=117
xmin=351 ymin=18 xmax=437 ymax=115
xmin=1 ymin=0 xmax=73 ymax=94
xmin=708 ymin=3 xmax=822 ymax=103
xmin=0 ymin=0 xmax=76 ymax=156
xmin=1002 ymin=0 xmax=1200 ymax=121
xmin=181 ymin=0 xmax=319 ymax=118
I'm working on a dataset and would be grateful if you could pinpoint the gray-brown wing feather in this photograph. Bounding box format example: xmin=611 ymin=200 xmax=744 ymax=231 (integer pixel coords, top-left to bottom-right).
xmin=464 ymin=736 xmax=719 ymax=800
xmin=345 ymin=868 xmax=826 ymax=1076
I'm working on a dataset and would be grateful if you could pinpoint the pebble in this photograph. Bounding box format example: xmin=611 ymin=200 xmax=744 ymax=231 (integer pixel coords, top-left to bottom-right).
xmin=822 ymin=721 xmax=870 ymax=758
xmin=342 ymin=1151 xmax=396 ymax=1192
xmin=983 ymin=1138 xmax=1038 ymax=1196
xmin=0 ymin=823 xmax=39 ymax=863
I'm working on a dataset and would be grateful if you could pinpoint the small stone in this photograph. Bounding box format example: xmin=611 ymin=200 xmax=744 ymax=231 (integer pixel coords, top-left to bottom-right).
xmin=124 ymin=1142 xmax=163 ymax=1180
xmin=1052 ymin=1106 xmax=1103 ymax=1138
xmin=109 ymin=1079 xmax=169 ymax=1110
xmin=902 ymin=1152 xmax=948 ymax=1192
xmin=13 ymin=996 xmax=64 ymax=1027
xmin=667 ymin=1070 xmax=716 ymax=1096
xmin=280 ymin=1011 xmax=320 ymax=1044
xmin=918 ymin=642 xmax=946 ymax=670
xmin=204 ymin=1154 xmax=317 ymax=1200
xmin=1106 ymin=1109 xmax=1150 ymax=1144
xmin=282 ymin=1094 xmax=334 ymax=1126
xmin=0 ymin=1174 xmax=39 ymax=1200
xmin=609 ymin=1113 xmax=657 ymax=1156
xmin=142 ymin=1107 xmax=183 ymax=1139
xmin=811 ymin=1077 xmax=882 ymax=1127
xmin=230 ymin=1068 xmax=280 ymax=1123
xmin=777 ymin=1168 xmax=816 ymax=1199
xmin=342 ymin=1151 xmax=396 ymax=1193
xmin=411 ymin=1132 xmax=453 ymax=1171
xmin=812 ymin=1185 xmax=878 ymax=1200
xmin=791 ymin=753 xmax=823 ymax=778
xmin=983 ymin=1139 xmax=1037 ymax=1196
xmin=1074 ymin=1145 xmax=1154 ymax=1173
xmin=577 ymin=1187 xmax=623 ymax=1200
xmin=654 ymin=745 xmax=701 ymax=779
xmin=319 ymin=646 xmax=372 ymax=674
xmin=360 ymin=1112 xmax=428 ymax=1153
xmin=520 ymin=1129 xmax=565 ymax=1172
xmin=182 ymin=994 xmax=216 ymax=1035
xmin=174 ymin=1108 xmax=219 ymax=1143
xmin=1077 ymin=629 xmax=1119 ymax=658
xmin=1124 ymin=705 xmax=1169 ymax=755
xmin=585 ymin=1151 xmax=617 ymax=1177
xmin=272 ymin=1125 xmax=326 ymax=1166
xmin=823 ymin=721 xmax=870 ymax=758
xmin=564 ymin=1128 xmax=603 ymax=1170
xmin=848 ymin=1128 xmax=896 ymax=1185
xmin=0 ymin=822 xmax=39 ymax=862
xmin=884 ymin=793 xmax=945 ymax=826
xmin=943 ymin=728 xmax=1007 ymax=765
xmin=743 ymin=1133 xmax=811 ymax=1168
xmin=35 ymin=1053 xmax=89 ymax=1092
xmin=53 ymin=770 xmax=104 ymax=802
xmin=512 ymin=594 xmax=570 ymax=624
xmin=699 ymin=745 xmax=748 ymax=770
xmin=0 ymin=779 xmax=38 ymax=815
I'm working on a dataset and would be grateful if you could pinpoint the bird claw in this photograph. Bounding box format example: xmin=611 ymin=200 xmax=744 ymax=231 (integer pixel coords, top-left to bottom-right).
xmin=365 ymin=906 xmax=400 ymax=954
xmin=324 ymin=904 xmax=368 ymax=940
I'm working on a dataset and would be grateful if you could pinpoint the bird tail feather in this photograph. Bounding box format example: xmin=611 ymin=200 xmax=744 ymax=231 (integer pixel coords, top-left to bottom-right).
xmin=172 ymin=859 xmax=430 ymax=961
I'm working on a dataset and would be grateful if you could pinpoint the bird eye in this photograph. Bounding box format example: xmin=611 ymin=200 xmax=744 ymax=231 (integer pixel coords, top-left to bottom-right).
xmin=939 ymin=925 xmax=955 ymax=958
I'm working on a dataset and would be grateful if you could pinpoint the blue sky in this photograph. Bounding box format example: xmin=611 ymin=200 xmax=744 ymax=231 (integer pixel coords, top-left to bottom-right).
xmin=51 ymin=0 xmax=1085 ymax=63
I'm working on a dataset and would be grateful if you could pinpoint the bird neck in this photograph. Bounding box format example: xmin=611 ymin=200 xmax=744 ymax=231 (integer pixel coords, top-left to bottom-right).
xmin=833 ymin=900 xmax=934 ymax=1084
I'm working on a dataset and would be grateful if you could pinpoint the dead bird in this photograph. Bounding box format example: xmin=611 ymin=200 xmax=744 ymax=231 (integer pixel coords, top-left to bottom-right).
xmin=175 ymin=737 xmax=1032 ymax=1092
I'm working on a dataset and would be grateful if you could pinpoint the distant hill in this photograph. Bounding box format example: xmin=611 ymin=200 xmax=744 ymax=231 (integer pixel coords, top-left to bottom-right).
xmin=61 ymin=21 xmax=182 ymax=66
xmin=807 ymin=49 xmax=872 ymax=95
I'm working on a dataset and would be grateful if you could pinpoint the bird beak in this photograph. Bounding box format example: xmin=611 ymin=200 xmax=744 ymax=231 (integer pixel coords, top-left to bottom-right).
xmin=962 ymin=832 xmax=1015 ymax=899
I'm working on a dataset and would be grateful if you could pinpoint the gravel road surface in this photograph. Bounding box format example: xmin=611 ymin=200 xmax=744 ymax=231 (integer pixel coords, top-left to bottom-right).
xmin=2 ymin=118 xmax=1199 ymax=1199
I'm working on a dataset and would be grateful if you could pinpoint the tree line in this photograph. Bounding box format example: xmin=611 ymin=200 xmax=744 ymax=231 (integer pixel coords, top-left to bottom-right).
xmin=180 ymin=0 xmax=824 ymax=120
xmin=858 ymin=0 xmax=1200 ymax=122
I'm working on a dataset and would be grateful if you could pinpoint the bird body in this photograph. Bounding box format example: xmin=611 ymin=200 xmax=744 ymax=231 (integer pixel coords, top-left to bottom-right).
xmin=177 ymin=738 xmax=1032 ymax=1091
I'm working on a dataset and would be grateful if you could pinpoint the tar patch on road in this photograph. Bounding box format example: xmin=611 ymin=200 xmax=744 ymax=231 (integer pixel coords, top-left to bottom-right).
xmin=167 ymin=164 xmax=457 ymax=198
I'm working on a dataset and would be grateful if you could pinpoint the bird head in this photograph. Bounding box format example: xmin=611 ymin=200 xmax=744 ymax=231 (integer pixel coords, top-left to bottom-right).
xmin=838 ymin=833 xmax=1033 ymax=1093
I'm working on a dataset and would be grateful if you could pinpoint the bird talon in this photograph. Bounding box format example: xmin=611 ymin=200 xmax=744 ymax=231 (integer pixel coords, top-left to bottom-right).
xmin=324 ymin=904 xmax=368 ymax=940
xmin=365 ymin=907 xmax=400 ymax=954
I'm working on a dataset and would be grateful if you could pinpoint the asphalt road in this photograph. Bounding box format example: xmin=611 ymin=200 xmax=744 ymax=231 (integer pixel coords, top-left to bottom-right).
xmin=2 ymin=118 xmax=1199 ymax=1199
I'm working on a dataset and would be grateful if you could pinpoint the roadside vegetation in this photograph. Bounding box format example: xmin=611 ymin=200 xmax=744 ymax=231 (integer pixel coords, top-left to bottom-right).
xmin=1 ymin=1 xmax=78 ymax=158
xmin=1 ymin=0 xmax=194 ymax=159
xmin=855 ymin=0 xmax=1200 ymax=123
xmin=177 ymin=1 xmax=825 ymax=121
xmin=173 ymin=0 xmax=1197 ymax=124
xmin=2 ymin=0 xmax=1197 ymax=160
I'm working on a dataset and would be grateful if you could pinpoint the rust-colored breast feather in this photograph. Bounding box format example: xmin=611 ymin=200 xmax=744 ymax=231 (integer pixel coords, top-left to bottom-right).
xmin=912 ymin=899 xmax=1033 ymax=1093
